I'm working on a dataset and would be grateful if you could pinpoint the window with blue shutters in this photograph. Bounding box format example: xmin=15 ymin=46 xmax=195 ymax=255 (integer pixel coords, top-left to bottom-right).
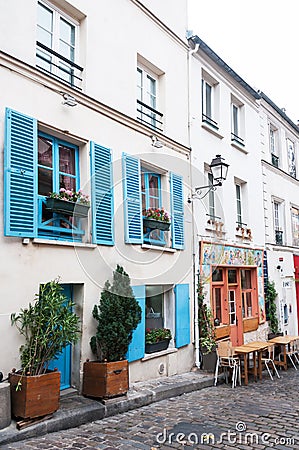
xmin=123 ymin=154 xmax=184 ymax=249
xmin=37 ymin=132 xmax=85 ymax=241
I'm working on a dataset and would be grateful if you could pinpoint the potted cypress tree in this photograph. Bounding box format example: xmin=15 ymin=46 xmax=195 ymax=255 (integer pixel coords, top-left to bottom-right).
xmin=82 ymin=265 xmax=142 ymax=398
xmin=9 ymin=280 xmax=80 ymax=419
xmin=265 ymin=280 xmax=282 ymax=340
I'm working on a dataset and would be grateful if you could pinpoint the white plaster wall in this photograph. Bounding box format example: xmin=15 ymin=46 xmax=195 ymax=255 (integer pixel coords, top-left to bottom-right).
xmin=189 ymin=54 xmax=265 ymax=250
xmin=0 ymin=0 xmax=189 ymax=146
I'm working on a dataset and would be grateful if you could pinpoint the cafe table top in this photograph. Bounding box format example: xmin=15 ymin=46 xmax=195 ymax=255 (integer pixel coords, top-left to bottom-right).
xmin=268 ymin=335 xmax=298 ymax=344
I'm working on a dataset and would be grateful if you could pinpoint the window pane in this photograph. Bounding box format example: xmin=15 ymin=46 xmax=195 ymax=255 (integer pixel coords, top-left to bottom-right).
xmin=38 ymin=167 xmax=53 ymax=195
xmin=205 ymin=83 xmax=212 ymax=117
xmin=60 ymin=18 xmax=75 ymax=47
xmin=59 ymin=41 xmax=75 ymax=60
xmin=214 ymin=287 xmax=222 ymax=323
xmin=38 ymin=3 xmax=53 ymax=34
xmin=241 ymin=270 xmax=251 ymax=289
xmin=37 ymin=27 xmax=52 ymax=48
xmin=246 ymin=292 xmax=252 ymax=317
xmin=228 ymin=269 xmax=237 ymax=284
xmin=38 ymin=136 xmax=53 ymax=167
xmin=59 ymin=145 xmax=76 ymax=175
xmin=232 ymin=104 xmax=238 ymax=135
xmin=59 ymin=174 xmax=76 ymax=191
xmin=149 ymin=175 xmax=158 ymax=197
xmin=149 ymin=197 xmax=159 ymax=209
xmin=212 ymin=269 xmax=223 ymax=282
xmin=145 ymin=286 xmax=164 ymax=329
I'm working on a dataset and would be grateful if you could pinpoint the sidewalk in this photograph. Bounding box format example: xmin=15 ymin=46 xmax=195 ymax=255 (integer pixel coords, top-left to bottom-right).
xmin=0 ymin=369 xmax=215 ymax=446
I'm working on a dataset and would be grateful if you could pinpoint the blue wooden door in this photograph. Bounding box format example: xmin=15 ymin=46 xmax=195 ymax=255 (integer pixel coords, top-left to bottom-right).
xmin=48 ymin=284 xmax=72 ymax=390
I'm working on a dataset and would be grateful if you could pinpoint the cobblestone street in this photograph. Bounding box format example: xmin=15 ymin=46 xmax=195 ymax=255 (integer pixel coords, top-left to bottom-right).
xmin=3 ymin=369 xmax=299 ymax=450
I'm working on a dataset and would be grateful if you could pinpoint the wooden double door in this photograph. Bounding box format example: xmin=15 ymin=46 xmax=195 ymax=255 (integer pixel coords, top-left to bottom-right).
xmin=212 ymin=267 xmax=258 ymax=346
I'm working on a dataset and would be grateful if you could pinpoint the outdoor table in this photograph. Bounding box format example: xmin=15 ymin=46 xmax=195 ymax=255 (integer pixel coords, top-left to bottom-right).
xmin=234 ymin=345 xmax=258 ymax=385
xmin=268 ymin=335 xmax=299 ymax=371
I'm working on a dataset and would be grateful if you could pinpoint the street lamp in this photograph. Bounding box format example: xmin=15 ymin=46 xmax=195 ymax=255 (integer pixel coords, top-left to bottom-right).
xmin=190 ymin=154 xmax=229 ymax=201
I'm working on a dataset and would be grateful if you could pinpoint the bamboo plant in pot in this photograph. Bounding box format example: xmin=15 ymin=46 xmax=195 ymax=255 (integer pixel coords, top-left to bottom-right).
xmin=9 ymin=280 xmax=80 ymax=419
xmin=82 ymin=265 xmax=142 ymax=399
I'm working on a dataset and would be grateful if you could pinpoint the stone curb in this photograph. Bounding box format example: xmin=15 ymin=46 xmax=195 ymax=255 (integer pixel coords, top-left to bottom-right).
xmin=0 ymin=374 xmax=215 ymax=445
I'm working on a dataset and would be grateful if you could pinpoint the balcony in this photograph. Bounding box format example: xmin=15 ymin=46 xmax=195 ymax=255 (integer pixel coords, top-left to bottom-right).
xmin=36 ymin=41 xmax=83 ymax=90
xmin=202 ymin=114 xmax=219 ymax=130
xmin=137 ymin=100 xmax=163 ymax=132
xmin=275 ymin=230 xmax=283 ymax=245
xmin=271 ymin=153 xmax=279 ymax=168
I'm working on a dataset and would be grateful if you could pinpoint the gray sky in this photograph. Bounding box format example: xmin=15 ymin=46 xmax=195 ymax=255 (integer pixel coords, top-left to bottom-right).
xmin=188 ymin=0 xmax=298 ymax=124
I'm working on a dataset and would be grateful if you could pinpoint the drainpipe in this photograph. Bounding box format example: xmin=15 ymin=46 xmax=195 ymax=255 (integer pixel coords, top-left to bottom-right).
xmin=187 ymin=39 xmax=200 ymax=368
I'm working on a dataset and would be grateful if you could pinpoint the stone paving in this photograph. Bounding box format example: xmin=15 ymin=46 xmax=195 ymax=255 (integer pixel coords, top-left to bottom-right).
xmin=2 ymin=368 xmax=299 ymax=450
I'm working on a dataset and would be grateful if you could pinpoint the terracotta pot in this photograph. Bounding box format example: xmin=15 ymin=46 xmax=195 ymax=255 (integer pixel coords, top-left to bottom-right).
xmin=9 ymin=370 xmax=60 ymax=419
xmin=82 ymin=360 xmax=129 ymax=399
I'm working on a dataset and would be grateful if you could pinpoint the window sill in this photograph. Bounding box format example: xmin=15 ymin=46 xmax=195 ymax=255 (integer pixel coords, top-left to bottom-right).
xmin=201 ymin=122 xmax=224 ymax=139
xmin=32 ymin=238 xmax=97 ymax=248
xmin=231 ymin=140 xmax=248 ymax=154
xmin=142 ymin=347 xmax=178 ymax=361
xmin=141 ymin=244 xmax=176 ymax=253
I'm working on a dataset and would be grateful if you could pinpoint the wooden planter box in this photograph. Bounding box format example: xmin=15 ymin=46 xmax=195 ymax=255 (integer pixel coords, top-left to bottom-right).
xmin=143 ymin=218 xmax=170 ymax=231
xmin=215 ymin=325 xmax=231 ymax=340
xmin=243 ymin=317 xmax=259 ymax=333
xmin=145 ymin=339 xmax=170 ymax=354
xmin=45 ymin=197 xmax=90 ymax=218
xmin=82 ymin=360 xmax=129 ymax=399
xmin=9 ymin=371 xmax=60 ymax=419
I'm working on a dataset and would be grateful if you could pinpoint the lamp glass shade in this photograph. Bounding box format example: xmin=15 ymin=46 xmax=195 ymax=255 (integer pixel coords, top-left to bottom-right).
xmin=210 ymin=154 xmax=229 ymax=183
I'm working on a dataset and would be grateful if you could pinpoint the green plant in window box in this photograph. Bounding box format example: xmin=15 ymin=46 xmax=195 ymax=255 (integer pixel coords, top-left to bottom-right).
xmin=143 ymin=207 xmax=171 ymax=231
xmin=46 ymin=188 xmax=90 ymax=218
xmin=145 ymin=328 xmax=172 ymax=344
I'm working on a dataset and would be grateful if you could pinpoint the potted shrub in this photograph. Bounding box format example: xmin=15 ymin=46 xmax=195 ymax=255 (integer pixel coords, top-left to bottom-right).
xmin=145 ymin=328 xmax=172 ymax=353
xmin=82 ymin=265 xmax=142 ymax=399
xmin=143 ymin=207 xmax=171 ymax=231
xmin=197 ymin=277 xmax=217 ymax=371
xmin=9 ymin=280 xmax=80 ymax=419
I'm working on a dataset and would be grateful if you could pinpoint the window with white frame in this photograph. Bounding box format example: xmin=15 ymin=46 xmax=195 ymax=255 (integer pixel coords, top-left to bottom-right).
xmin=36 ymin=1 xmax=83 ymax=88
xmin=291 ymin=206 xmax=299 ymax=246
xmin=208 ymin=172 xmax=216 ymax=220
xmin=273 ymin=200 xmax=284 ymax=245
xmin=137 ymin=65 xmax=163 ymax=131
xmin=236 ymin=184 xmax=242 ymax=226
xmin=201 ymin=71 xmax=219 ymax=130
xmin=231 ymin=96 xmax=244 ymax=147
xmin=286 ymin=138 xmax=296 ymax=178
xmin=269 ymin=124 xmax=279 ymax=167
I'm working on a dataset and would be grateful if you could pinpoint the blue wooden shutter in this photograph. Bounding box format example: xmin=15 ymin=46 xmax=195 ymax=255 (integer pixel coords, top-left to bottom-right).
xmin=4 ymin=108 xmax=37 ymax=237
xmin=175 ymin=284 xmax=190 ymax=348
xmin=127 ymin=285 xmax=145 ymax=362
xmin=170 ymin=172 xmax=184 ymax=249
xmin=90 ymin=142 xmax=114 ymax=245
xmin=122 ymin=153 xmax=142 ymax=243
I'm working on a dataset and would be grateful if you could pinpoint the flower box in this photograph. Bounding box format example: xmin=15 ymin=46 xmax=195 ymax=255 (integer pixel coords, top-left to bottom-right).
xmin=143 ymin=218 xmax=170 ymax=231
xmin=145 ymin=339 xmax=170 ymax=354
xmin=45 ymin=197 xmax=90 ymax=218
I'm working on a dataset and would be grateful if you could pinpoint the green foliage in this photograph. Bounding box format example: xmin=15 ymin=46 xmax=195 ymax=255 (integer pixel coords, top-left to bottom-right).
xmin=11 ymin=280 xmax=80 ymax=376
xmin=265 ymin=280 xmax=279 ymax=333
xmin=145 ymin=328 xmax=172 ymax=344
xmin=90 ymin=265 xmax=142 ymax=362
xmin=197 ymin=276 xmax=216 ymax=355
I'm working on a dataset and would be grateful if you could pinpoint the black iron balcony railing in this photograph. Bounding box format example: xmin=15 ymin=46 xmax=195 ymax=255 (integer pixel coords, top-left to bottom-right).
xmin=231 ymin=133 xmax=245 ymax=147
xmin=137 ymin=100 xmax=163 ymax=132
xmin=275 ymin=230 xmax=283 ymax=245
xmin=271 ymin=153 xmax=279 ymax=168
xmin=36 ymin=41 xmax=83 ymax=89
xmin=202 ymin=114 xmax=219 ymax=130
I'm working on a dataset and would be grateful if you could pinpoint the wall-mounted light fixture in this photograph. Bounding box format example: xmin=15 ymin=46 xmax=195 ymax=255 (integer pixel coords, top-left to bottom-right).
xmin=189 ymin=154 xmax=229 ymax=201
xmin=62 ymin=93 xmax=77 ymax=107
xmin=151 ymin=135 xmax=163 ymax=148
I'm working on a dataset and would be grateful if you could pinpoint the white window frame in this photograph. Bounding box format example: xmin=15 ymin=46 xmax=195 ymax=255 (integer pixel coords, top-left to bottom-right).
xmin=273 ymin=199 xmax=284 ymax=245
xmin=201 ymin=70 xmax=219 ymax=130
xmin=291 ymin=205 xmax=299 ymax=246
xmin=286 ymin=138 xmax=296 ymax=179
xmin=37 ymin=0 xmax=79 ymax=85
xmin=231 ymin=96 xmax=245 ymax=147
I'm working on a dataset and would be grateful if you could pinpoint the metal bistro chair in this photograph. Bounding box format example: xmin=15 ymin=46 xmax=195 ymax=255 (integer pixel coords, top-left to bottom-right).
xmin=214 ymin=341 xmax=241 ymax=388
xmin=261 ymin=344 xmax=281 ymax=380
xmin=282 ymin=339 xmax=299 ymax=370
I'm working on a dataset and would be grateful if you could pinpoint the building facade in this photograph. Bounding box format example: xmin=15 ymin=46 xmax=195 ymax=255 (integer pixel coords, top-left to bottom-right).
xmin=0 ymin=0 xmax=194 ymax=387
xmin=259 ymin=91 xmax=299 ymax=336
